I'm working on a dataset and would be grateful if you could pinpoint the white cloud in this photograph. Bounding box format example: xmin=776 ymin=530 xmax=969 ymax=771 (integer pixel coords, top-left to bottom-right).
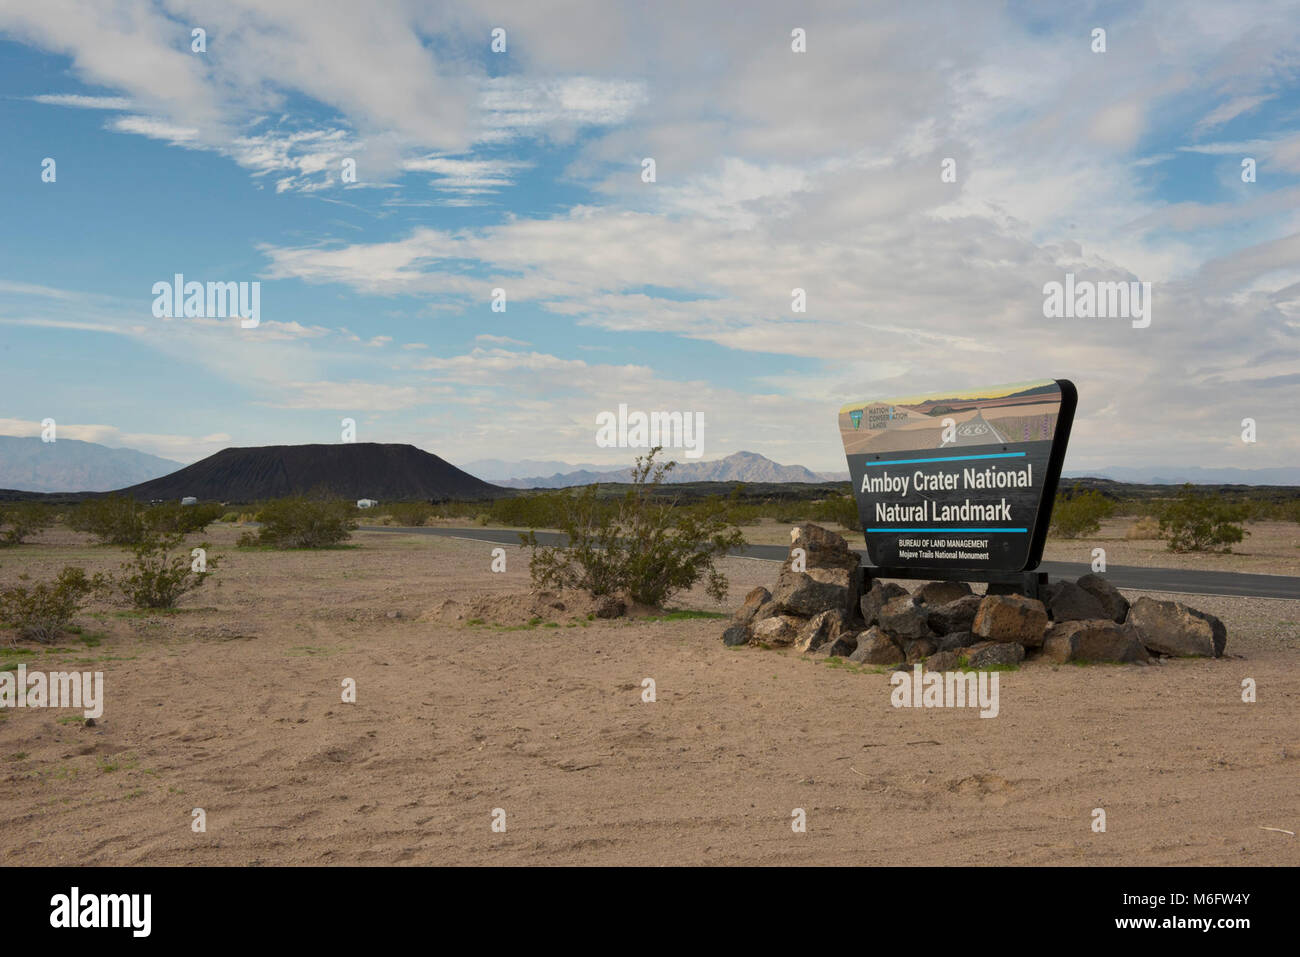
xmin=0 ymin=418 xmax=228 ymax=462
xmin=6 ymin=0 xmax=1300 ymax=471
xmin=263 ymin=381 xmax=438 ymax=411
xmin=109 ymin=114 xmax=200 ymax=144
xmin=1194 ymin=94 xmax=1275 ymax=134
xmin=29 ymin=93 xmax=133 ymax=110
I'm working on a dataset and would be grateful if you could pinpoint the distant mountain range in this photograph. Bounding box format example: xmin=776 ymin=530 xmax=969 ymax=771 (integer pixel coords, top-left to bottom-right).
xmin=0 ymin=435 xmax=182 ymax=492
xmin=1064 ymin=466 xmax=1300 ymax=485
xmin=491 ymin=451 xmax=846 ymax=488
xmin=462 ymin=458 xmax=618 ymax=481
xmin=6 ymin=432 xmax=1294 ymax=500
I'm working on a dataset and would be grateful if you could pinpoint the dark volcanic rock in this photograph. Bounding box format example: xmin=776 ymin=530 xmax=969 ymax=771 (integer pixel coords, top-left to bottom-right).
xmin=925 ymin=650 xmax=961 ymax=672
xmin=732 ymin=586 xmax=772 ymax=626
xmin=1042 ymin=619 xmax=1148 ymax=664
xmin=795 ymin=609 xmax=851 ymax=654
xmin=936 ymin=631 xmax=977 ymax=652
xmin=1044 ymin=581 xmax=1107 ymax=623
xmin=965 ymin=641 xmax=1026 ymax=668
xmin=1127 ymin=597 xmax=1227 ymax=658
xmin=926 ymin=594 xmax=982 ymax=634
xmin=860 ymin=580 xmax=908 ymax=626
xmin=904 ymin=638 xmax=937 ymax=664
xmin=1075 ymin=573 xmax=1130 ymax=624
xmin=785 ymin=523 xmax=863 ymax=573
xmin=972 ymin=594 xmax=1048 ymax=647
xmin=914 ymin=580 xmax=973 ymax=605
xmin=823 ymin=633 xmax=860 ymax=657
xmin=771 ymin=566 xmax=856 ymax=617
xmin=721 ymin=623 xmax=751 ymax=647
xmin=848 ymin=627 xmax=903 ymax=665
xmin=877 ymin=595 xmax=932 ymax=641
xmin=751 ymin=615 xmax=803 ymax=646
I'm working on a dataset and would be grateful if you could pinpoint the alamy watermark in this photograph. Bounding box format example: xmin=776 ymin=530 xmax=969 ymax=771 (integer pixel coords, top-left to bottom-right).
xmin=1042 ymin=273 xmax=1151 ymax=329
xmin=0 ymin=665 xmax=103 ymax=719
xmin=49 ymin=887 xmax=150 ymax=937
xmin=890 ymin=664 xmax=999 ymax=718
xmin=152 ymin=274 xmax=260 ymax=328
xmin=595 ymin=403 xmax=704 ymax=459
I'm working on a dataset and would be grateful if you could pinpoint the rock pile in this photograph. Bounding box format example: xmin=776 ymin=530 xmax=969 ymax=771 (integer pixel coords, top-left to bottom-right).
xmin=722 ymin=524 xmax=1228 ymax=667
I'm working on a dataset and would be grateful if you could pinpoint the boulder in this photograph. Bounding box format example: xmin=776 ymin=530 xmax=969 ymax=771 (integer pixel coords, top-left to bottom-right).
xmin=926 ymin=594 xmax=983 ymax=634
xmin=878 ymin=595 xmax=932 ymax=641
xmin=915 ymin=580 xmax=973 ymax=605
xmin=972 ymin=594 xmax=1048 ymax=647
xmin=786 ymin=523 xmax=862 ymax=573
xmin=1042 ymin=619 xmax=1148 ymax=664
xmin=721 ymin=623 xmax=751 ymax=647
xmin=751 ymin=615 xmax=803 ymax=647
xmin=965 ymin=641 xmax=1025 ymax=668
xmin=1126 ymin=597 xmax=1227 ymax=658
xmin=937 ymin=631 xmax=977 ymax=652
xmin=771 ymin=565 xmax=856 ymax=617
xmin=732 ymin=586 xmax=772 ymax=626
xmin=823 ymin=633 xmax=860 ymax=657
xmin=795 ymin=609 xmax=849 ymax=654
xmin=859 ymin=580 xmax=907 ymax=626
xmin=1044 ymin=580 xmax=1107 ymax=623
xmin=1075 ymin=573 xmax=1130 ymax=624
xmin=985 ymin=582 xmax=1028 ymax=597
xmin=904 ymin=638 xmax=937 ymax=664
xmin=848 ymin=627 xmax=903 ymax=665
xmin=925 ymin=650 xmax=961 ymax=672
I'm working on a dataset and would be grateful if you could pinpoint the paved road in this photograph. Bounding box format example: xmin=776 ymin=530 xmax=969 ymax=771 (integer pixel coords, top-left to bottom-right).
xmin=952 ymin=409 xmax=1009 ymax=445
xmin=360 ymin=526 xmax=1300 ymax=600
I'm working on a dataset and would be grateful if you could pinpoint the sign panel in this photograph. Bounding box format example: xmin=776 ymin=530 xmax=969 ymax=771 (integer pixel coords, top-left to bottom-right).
xmin=837 ymin=379 xmax=1076 ymax=572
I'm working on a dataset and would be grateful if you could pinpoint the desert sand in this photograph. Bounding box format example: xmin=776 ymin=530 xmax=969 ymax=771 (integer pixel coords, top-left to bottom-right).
xmin=1 ymin=525 xmax=1297 ymax=866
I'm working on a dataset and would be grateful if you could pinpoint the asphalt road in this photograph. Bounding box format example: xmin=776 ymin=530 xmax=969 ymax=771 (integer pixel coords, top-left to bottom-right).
xmin=952 ymin=409 xmax=1009 ymax=445
xmin=360 ymin=525 xmax=1300 ymax=600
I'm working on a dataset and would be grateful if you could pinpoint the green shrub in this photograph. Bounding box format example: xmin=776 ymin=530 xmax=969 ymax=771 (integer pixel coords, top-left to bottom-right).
xmin=1158 ymin=485 xmax=1248 ymax=553
xmin=110 ymin=533 xmax=218 ymax=609
xmin=219 ymin=511 xmax=240 ymax=523
xmin=492 ymin=490 xmax=596 ymax=529
xmin=387 ymin=502 xmax=434 ymax=527
xmin=142 ymin=502 xmax=224 ymax=535
xmin=523 ymin=447 xmax=746 ymax=606
xmin=1050 ymin=489 xmax=1116 ymax=539
xmin=68 ymin=495 xmax=146 ymax=545
xmin=242 ymin=497 xmax=357 ymax=548
xmin=0 ymin=503 xmax=55 ymax=546
xmin=0 ymin=566 xmax=101 ymax=643
xmin=809 ymin=494 xmax=860 ymax=530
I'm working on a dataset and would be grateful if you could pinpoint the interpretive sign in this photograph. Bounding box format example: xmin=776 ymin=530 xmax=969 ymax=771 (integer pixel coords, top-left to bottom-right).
xmin=837 ymin=379 xmax=1076 ymax=573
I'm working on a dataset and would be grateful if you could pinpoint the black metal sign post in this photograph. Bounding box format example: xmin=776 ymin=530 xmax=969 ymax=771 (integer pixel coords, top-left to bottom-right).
xmin=838 ymin=379 xmax=1077 ymax=598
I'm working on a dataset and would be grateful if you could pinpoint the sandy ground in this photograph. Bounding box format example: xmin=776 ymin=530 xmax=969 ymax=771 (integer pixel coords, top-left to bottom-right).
xmin=1 ymin=526 xmax=1297 ymax=866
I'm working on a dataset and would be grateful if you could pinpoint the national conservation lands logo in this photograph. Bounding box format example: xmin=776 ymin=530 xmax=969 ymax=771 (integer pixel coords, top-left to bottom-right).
xmin=837 ymin=379 xmax=1076 ymax=572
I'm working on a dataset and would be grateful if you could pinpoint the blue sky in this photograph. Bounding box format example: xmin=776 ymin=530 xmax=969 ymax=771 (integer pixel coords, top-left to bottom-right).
xmin=1 ymin=1 xmax=1298 ymax=473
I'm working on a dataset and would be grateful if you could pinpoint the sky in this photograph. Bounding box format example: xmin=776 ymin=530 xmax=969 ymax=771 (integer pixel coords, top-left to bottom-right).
xmin=0 ymin=0 xmax=1298 ymax=474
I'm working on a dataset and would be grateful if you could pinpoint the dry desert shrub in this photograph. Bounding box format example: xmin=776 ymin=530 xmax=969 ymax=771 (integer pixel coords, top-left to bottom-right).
xmin=0 ymin=566 xmax=100 ymax=643
xmin=1125 ymin=516 xmax=1162 ymax=540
